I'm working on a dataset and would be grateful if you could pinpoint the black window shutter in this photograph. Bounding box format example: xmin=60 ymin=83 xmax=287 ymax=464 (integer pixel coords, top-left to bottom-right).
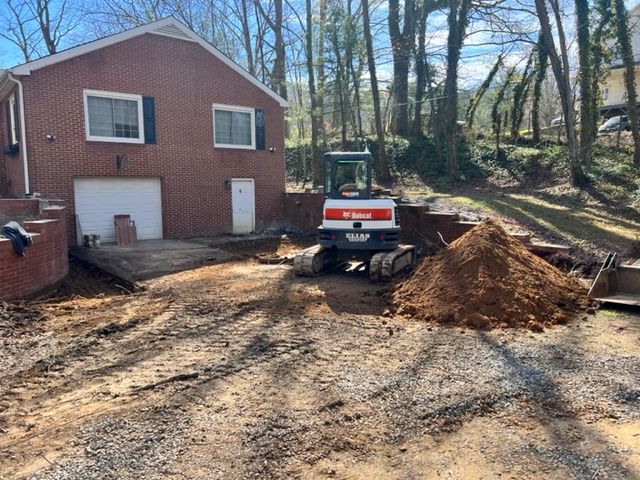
xmin=255 ymin=108 xmax=265 ymax=150
xmin=142 ymin=96 xmax=156 ymax=144
xmin=13 ymin=94 xmax=20 ymax=142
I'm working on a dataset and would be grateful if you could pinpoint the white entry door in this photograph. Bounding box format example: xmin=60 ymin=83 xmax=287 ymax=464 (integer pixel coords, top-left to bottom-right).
xmin=74 ymin=177 xmax=163 ymax=244
xmin=231 ymin=179 xmax=255 ymax=234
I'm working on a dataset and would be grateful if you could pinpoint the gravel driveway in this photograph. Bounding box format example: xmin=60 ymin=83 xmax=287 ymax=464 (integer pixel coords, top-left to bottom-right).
xmin=0 ymin=255 xmax=638 ymax=479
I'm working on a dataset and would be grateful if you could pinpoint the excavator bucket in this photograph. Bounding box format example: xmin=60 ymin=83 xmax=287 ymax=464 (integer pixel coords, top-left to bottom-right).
xmin=589 ymin=252 xmax=640 ymax=306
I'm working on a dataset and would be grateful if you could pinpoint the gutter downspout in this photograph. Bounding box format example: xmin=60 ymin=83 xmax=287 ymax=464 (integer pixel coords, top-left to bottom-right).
xmin=7 ymin=72 xmax=30 ymax=195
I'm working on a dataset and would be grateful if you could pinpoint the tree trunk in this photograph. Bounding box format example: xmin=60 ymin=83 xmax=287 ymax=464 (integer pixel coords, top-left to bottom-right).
xmin=492 ymin=67 xmax=516 ymax=138
xmin=36 ymin=0 xmax=57 ymax=54
xmin=388 ymin=0 xmax=416 ymax=135
xmin=329 ymin=14 xmax=348 ymax=149
xmin=239 ymin=0 xmax=255 ymax=75
xmin=305 ymin=0 xmax=322 ymax=185
xmin=466 ymin=54 xmax=502 ymax=129
xmin=426 ymin=67 xmax=438 ymax=134
xmin=362 ymin=0 xmax=391 ymax=183
xmin=439 ymin=0 xmax=471 ymax=180
xmin=316 ymin=0 xmax=327 ymax=171
xmin=510 ymin=53 xmax=534 ymax=139
xmin=614 ymin=0 xmax=640 ymax=166
xmin=532 ymin=33 xmax=548 ymax=144
xmin=254 ymin=0 xmax=287 ymax=100
xmin=413 ymin=0 xmax=430 ymax=135
xmin=535 ymin=0 xmax=588 ymax=187
xmin=344 ymin=0 xmax=360 ymax=137
xmin=576 ymin=0 xmax=593 ymax=164
xmin=591 ymin=0 xmax=613 ymax=140
xmin=273 ymin=0 xmax=287 ymax=100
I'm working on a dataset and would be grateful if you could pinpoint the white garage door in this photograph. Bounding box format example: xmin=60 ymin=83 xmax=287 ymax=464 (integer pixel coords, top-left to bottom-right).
xmin=74 ymin=177 xmax=163 ymax=244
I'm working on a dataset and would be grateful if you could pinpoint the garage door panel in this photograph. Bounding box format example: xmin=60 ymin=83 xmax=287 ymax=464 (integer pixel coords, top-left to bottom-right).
xmin=74 ymin=178 xmax=163 ymax=243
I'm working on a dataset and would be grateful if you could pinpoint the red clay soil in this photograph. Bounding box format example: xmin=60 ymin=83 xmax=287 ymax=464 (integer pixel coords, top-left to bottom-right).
xmin=392 ymin=222 xmax=590 ymax=331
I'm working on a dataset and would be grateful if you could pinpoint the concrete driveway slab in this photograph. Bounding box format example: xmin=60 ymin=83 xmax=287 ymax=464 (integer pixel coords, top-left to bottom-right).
xmin=70 ymin=239 xmax=237 ymax=282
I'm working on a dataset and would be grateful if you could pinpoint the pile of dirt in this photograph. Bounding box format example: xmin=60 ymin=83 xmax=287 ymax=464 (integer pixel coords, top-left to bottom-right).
xmin=392 ymin=222 xmax=590 ymax=330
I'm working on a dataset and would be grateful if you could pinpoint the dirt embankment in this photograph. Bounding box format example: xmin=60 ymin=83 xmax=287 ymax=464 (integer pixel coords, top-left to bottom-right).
xmin=393 ymin=222 xmax=591 ymax=330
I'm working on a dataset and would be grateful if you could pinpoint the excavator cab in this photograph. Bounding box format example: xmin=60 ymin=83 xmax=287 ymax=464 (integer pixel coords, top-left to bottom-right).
xmin=324 ymin=152 xmax=372 ymax=200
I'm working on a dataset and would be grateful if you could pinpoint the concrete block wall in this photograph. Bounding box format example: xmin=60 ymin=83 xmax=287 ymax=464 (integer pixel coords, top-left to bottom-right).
xmin=0 ymin=205 xmax=68 ymax=300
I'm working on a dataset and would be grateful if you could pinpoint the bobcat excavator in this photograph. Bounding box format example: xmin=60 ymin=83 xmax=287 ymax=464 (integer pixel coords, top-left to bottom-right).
xmin=293 ymin=151 xmax=417 ymax=281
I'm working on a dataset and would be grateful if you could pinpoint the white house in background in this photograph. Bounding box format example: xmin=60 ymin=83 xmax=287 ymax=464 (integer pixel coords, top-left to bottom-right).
xmin=600 ymin=3 xmax=640 ymax=118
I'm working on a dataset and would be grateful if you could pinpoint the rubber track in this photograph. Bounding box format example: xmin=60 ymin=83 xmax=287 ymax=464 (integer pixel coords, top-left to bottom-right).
xmin=370 ymin=245 xmax=416 ymax=282
xmin=293 ymin=245 xmax=351 ymax=277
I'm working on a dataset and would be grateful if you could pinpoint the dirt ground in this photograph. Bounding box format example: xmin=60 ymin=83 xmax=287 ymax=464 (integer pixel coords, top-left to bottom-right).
xmin=0 ymin=238 xmax=639 ymax=480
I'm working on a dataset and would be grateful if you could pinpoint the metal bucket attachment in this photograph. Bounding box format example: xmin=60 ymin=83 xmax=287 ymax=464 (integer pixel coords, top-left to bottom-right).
xmin=589 ymin=252 xmax=640 ymax=306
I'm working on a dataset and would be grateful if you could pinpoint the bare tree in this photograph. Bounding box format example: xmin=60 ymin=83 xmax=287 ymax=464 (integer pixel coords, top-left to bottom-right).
xmin=303 ymin=0 xmax=323 ymax=184
xmin=575 ymin=0 xmax=593 ymax=164
xmin=255 ymin=0 xmax=288 ymax=100
xmin=413 ymin=0 xmax=444 ymax=135
xmin=362 ymin=0 xmax=391 ymax=183
xmin=534 ymin=0 xmax=588 ymax=186
xmin=232 ymin=0 xmax=256 ymax=75
xmin=388 ymin=0 xmax=416 ymax=135
xmin=466 ymin=53 xmax=502 ymax=129
xmin=437 ymin=0 xmax=471 ymax=179
xmin=531 ymin=33 xmax=548 ymax=144
xmin=0 ymin=0 xmax=81 ymax=62
xmin=0 ymin=0 xmax=38 ymax=62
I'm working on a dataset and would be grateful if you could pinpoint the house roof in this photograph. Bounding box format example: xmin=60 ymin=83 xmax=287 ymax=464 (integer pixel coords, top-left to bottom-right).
xmin=7 ymin=18 xmax=288 ymax=107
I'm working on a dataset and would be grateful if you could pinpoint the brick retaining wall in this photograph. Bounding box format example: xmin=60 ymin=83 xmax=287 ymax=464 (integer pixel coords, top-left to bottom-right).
xmin=281 ymin=192 xmax=481 ymax=244
xmin=0 ymin=205 xmax=68 ymax=300
xmin=282 ymin=192 xmax=325 ymax=233
xmin=0 ymin=198 xmax=40 ymax=217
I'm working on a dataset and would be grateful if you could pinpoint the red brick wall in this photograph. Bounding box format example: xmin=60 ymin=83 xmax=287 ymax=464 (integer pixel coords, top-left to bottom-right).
xmin=0 ymin=95 xmax=6 ymax=197
xmin=282 ymin=192 xmax=325 ymax=231
xmin=19 ymin=33 xmax=286 ymax=244
xmin=0 ymin=86 xmax=26 ymax=197
xmin=0 ymin=198 xmax=40 ymax=216
xmin=0 ymin=206 xmax=68 ymax=300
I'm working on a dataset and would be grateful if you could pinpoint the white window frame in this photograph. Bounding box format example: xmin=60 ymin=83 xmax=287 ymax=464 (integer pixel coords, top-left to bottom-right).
xmin=212 ymin=103 xmax=255 ymax=150
xmin=83 ymin=89 xmax=145 ymax=144
xmin=9 ymin=94 xmax=18 ymax=144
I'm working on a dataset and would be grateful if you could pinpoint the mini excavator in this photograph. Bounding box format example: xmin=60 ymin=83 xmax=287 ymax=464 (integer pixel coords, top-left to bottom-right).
xmin=293 ymin=151 xmax=417 ymax=281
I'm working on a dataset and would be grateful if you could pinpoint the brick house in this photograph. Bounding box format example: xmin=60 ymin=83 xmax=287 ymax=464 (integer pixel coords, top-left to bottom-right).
xmin=599 ymin=3 xmax=640 ymax=119
xmin=0 ymin=18 xmax=288 ymax=244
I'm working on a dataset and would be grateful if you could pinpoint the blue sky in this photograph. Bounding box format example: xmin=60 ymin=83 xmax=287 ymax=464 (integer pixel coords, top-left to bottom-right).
xmin=1 ymin=0 xmax=638 ymax=79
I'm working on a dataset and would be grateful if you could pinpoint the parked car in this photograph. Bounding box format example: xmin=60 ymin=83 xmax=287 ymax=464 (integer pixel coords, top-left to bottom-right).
xmin=598 ymin=115 xmax=630 ymax=133
xmin=551 ymin=116 xmax=563 ymax=127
